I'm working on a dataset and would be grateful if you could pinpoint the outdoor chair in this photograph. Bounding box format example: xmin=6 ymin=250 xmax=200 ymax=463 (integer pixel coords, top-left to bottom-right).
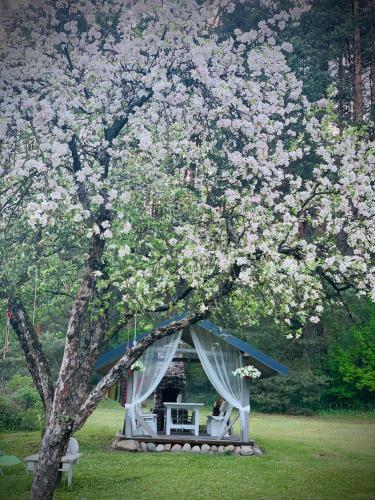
xmin=24 ymin=437 xmax=81 ymax=488
xmin=0 ymin=450 xmax=27 ymax=476
xmin=206 ymin=401 xmax=233 ymax=437
xmin=133 ymin=405 xmax=157 ymax=436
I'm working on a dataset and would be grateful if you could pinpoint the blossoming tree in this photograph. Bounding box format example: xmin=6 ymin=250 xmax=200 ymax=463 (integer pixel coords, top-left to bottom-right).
xmin=0 ymin=0 xmax=374 ymax=498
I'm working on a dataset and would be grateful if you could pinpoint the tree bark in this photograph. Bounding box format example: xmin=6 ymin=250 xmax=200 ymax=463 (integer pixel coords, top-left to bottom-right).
xmin=30 ymin=415 xmax=72 ymax=500
xmin=29 ymin=231 xmax=107 ymax=498
xmin=371 ymin=56 xmax=375 ymax=124
xmin=337 ymin=55 xmax=345 ymax=129
xmin=353 ymin=0 xmax=363 ymax=122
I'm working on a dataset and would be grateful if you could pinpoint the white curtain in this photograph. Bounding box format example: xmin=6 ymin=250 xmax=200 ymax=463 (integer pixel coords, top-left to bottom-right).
xmin=191 ymin=327 xmax=250 ymax=436
xmin=125 ymin=330 xmax=182 ymax=434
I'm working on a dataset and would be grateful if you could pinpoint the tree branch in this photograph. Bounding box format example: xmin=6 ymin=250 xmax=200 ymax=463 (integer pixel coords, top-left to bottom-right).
xmin=104 ymin=91 xmax=153 ymax=143
xmin=316 ymin=266 xmax=354 ymax=321
xmin=73 ymin=264 xmax=241 ymax=431
xmin=73 ymin=311 xmax=204 ymax=431
xmin=53 ymin=229 xmax=107 ymax=405
xmin=8 ymin=296 xmax=55 ymax=415
xmin=68 ymin=134 xmax=89 ymax=211
xmin=152 ymin=285 xmax=195 ymax=313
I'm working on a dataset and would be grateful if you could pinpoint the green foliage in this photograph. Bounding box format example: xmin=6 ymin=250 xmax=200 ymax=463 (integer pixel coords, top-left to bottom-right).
xmin=0 ymin=333 xmax=29 ymax=385
xmin=327 ymin=311 xmax=375 ymax=403
xmin=0 ymin=374 xmax=43 ymax=432
xmin=184 ymin=362 xmax=217 ymax=406
xmin=40 ymin=331 xmax=65 ymax=380
xmin=250 ymin=372 xmax=330 ymax=415
xmin=215 ymin=293 xmax=375 ymax=413
xmin=0 ymin=315 xmax=65 ymax=384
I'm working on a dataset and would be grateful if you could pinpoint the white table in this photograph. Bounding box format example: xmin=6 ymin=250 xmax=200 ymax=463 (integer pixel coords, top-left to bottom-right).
xmin=164 ymin=402 xmax=204 ymax=436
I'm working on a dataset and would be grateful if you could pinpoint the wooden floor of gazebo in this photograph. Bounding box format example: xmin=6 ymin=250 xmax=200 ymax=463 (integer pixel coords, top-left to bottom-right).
xmin=126 ymin=433 xmax=254 ymax=446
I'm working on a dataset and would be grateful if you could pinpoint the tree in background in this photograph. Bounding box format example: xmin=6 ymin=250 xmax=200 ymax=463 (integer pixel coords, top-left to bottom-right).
xmin=218 ymin=1 xmax=375 ymax=413
xmin=224 ymin=0 xmax=375 ymax=127
xmin=216 ymin=293 xmax=375 ymax=414
xmin=0 ymin=1 xmax=374 ymax=498
xmin=326 ymin=300 xmax=375 ymax=403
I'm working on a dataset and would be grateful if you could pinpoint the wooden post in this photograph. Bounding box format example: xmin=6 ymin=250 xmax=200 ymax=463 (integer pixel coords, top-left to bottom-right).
xmin=124 ymin=373 xmax=133 ymax=438
xmin=240 ymin=379 xmax=250 ymax=442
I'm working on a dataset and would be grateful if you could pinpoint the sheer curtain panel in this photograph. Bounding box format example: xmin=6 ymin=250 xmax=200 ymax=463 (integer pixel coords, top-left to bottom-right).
xmin=191 ymin=327 xmax=250 ymax=439
xmin=125 ymin=330 xmax=182 ymax=435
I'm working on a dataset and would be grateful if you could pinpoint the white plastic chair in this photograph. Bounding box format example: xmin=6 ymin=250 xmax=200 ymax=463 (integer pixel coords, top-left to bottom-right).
xmin=25 ymin=437 xmax=81 ymax=488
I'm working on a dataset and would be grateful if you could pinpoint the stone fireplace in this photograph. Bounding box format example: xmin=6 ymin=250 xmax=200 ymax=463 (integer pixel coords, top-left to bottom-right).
xmin=153 ymin=359 xmax=186 ymax=431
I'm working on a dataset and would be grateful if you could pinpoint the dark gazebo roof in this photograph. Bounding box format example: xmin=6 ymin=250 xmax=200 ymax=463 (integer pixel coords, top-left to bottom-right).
xmin=95 ymin=316 xmax=288 ymax=378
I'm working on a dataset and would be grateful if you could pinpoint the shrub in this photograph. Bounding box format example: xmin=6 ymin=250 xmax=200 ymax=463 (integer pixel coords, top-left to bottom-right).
xmin=0 ymin=375 xmax=43 ymax=432
xmin=326 ymin=316 xmax=375 ymax=405
xmin=250 ymin=371 xmax=331 ymax=414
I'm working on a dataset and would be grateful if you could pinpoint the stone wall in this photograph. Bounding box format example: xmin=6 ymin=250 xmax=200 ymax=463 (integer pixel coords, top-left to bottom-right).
xmin=113 ymin=438 xmax=263 ymax=456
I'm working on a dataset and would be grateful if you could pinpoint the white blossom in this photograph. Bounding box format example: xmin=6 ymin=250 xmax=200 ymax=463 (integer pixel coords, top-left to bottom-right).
xmin=119 ymin=246 xmax=131 ymax=257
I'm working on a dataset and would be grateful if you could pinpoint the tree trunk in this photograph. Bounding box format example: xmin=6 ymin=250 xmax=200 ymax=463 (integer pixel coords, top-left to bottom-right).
xmin=30 ymin=416 xmax=72 ymax=500
xmin=353 ymin=0 xmax=363 ymax=122
xmin=370 ymin=0 xmax=375 ymax=137
xmin=337 ymin=55 xmax=345 ymax=130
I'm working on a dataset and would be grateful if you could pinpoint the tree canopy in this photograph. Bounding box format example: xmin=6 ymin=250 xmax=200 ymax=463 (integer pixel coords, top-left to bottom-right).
xmin=0 ymin=1 xmax=374 ymax=498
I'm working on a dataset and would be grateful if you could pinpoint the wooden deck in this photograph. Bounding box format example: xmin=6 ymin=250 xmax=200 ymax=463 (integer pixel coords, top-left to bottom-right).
xmin=126 ymin=433 xmax=254 ymax=446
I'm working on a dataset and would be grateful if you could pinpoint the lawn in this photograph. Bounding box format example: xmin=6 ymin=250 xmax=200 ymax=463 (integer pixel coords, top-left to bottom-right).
xmin=1 ymin=402 xmax=375 ymax=500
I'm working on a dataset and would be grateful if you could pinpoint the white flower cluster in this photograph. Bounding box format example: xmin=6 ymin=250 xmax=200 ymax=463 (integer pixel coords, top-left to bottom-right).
xmin=232 ymin=365 xmax=261 ymax=379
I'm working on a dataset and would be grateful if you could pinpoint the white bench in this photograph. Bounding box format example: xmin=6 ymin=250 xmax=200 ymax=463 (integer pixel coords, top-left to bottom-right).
xmin=25 ymin=437 xmax=81 ymax=488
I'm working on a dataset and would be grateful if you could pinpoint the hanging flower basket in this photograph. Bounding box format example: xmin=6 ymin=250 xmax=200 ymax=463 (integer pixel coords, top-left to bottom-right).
xmin=232 ymin=365 xmax=261 ymax=380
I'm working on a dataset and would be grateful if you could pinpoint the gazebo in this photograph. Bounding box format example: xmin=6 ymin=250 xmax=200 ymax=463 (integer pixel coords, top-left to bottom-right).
xmin=95 ymin=317 xmax=288 ymax=445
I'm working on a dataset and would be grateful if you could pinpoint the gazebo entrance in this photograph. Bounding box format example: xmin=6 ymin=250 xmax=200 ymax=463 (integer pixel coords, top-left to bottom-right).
xmin=123 ymin=325 xmax=251 ymax=442
xmin=95 ymin=318 xmax=288 ymax=445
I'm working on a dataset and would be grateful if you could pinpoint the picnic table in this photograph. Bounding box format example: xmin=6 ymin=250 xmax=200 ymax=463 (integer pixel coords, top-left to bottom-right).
xmin=164 ymin=402 xmax=204 ymax=436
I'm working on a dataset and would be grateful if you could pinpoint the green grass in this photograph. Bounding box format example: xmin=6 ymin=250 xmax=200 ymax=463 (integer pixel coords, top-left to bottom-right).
xmin=1 ymin=402 xmax=375 ymax=499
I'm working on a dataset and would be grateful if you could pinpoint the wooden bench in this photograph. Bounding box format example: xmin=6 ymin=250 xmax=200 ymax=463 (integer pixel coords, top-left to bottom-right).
xmin=24 ymin=437 xmax=81 ymax=488
xmin=207 ymin=402 xmax=233 ymax=438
